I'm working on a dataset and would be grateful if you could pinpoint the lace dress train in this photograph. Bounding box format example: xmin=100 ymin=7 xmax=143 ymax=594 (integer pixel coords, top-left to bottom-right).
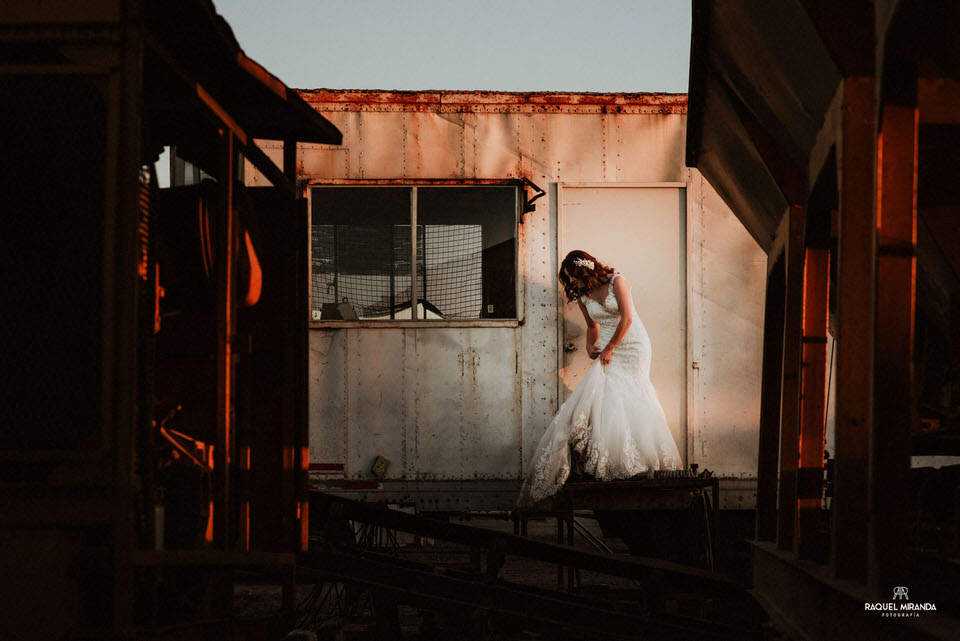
xmin=518 ymin=274 xmax=682 ymax=506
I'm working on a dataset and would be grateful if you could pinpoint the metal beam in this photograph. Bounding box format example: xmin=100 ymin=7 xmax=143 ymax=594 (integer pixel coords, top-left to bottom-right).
xmin=831 ymin=76 xmax=876 ymax=582
xmin=299 ymin=547 xmax=753 ymax=641
xmin=796 ymin=247 xmax=830 ymax=560
xmin=799 ymin=0 xmax=875 ymax=76
xmin=776 ymin=204 xmax=805 ymax=550
xmin=722 ymin=77 xmax=806 ymax=205
xmin=756 ymin=250 xmax=786 ymax=542
xmin=112 ymin=1 xmax=145 ymax=634
xmin=240 ymin=139 xmax=295 ymax=198
xmin=410 ymin=187 xmax=418 ymax=320
xmin=310 ymin=493 xmax=744 ymax=595
xmin=869 ymin=66 xmax=918 ymax=597
xmin=215 ymin=130 xmax=237 ymax=550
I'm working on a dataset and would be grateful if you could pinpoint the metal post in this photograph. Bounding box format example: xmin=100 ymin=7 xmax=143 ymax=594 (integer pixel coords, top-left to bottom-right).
xmin=869 ymin=68 xmax=918 ymax=596
xmin=112 ymin=0 xmax=145 ymax=633
xmin=556 ymin=517 xmax=564 ymax=589
xmin=390 ymin=241 xmax=396 ymax=319
xmin=797 ymin=247 xmax=830 ymax=560
xmin=333 ymin=224 xmax=339 ymax=304
xmin=422 ymin=224 xmax=427 ymax=316
xmin=284 ymin=139 xmax=310 ymax=554
xmin=777 ymin=203 xmax=805 ymax=551
xmin=756 ymin=250 xmax=787 ymax=541
xmin=831 ymin=76 xmax=876 ymax=582
xmin=410 ymin=187 xmax=419 ymax=320
xmin=215 ymin=130 xmax=236 ymax=550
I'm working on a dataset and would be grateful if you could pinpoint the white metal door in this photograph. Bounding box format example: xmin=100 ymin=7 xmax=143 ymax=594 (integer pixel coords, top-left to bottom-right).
xmin=558 ymin=185 xmax=687 ymax=457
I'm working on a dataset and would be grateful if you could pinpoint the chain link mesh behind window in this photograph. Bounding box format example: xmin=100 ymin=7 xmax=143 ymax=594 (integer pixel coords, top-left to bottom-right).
xmin=311 ymin=186 xmax=515 ymax=321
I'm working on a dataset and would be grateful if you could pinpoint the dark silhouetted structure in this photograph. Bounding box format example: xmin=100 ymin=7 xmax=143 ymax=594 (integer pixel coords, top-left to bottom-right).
xmin=0 ymin=1 xmax=340 ymax=638
xmin=687 ymin=1 xmax=959 ymax=639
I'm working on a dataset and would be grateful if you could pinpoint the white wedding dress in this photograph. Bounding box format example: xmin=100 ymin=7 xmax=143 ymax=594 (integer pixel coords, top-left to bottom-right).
xmin=519 ymin=273 xmax=683 ymax=506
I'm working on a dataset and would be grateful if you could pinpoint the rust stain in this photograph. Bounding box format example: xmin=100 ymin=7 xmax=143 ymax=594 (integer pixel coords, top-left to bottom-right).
xmin=297 ymin=89 xmax=688 ymax=114
xmin=301 ymin=90 xmax=442 ymax=104
xmin=306 ymin=177 xmax=529 ymax=187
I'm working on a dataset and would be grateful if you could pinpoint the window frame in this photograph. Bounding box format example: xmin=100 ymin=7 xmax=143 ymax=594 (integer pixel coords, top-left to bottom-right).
xmin=307 ymin=179 xmax=523 ymax=328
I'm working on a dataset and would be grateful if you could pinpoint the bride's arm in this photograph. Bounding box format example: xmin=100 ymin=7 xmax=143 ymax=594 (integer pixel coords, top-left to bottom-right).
xmin=577 ymin=299 xmax=601 ymax=359
xmin=600 ymin=277 xmax=633 ymax=364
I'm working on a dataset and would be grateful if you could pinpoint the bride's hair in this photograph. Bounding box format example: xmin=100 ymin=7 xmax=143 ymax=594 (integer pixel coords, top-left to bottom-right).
xmin=559 ymin=250 xmax=615 ymax=302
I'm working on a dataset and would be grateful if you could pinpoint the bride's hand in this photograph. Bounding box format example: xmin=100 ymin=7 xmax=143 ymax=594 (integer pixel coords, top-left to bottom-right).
xmin=600 ymin=347 xmax=612 ymax=365
xmin=587 ymin=345 xmax=601 ymax=360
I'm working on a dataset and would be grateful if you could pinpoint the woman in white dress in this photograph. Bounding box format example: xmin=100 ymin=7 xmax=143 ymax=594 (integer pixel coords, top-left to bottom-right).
xmin=518 ymin=250 xmax=683 ymax=506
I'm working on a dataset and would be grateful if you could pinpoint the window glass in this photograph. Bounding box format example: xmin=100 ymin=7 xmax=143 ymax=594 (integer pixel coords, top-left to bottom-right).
xmin=311 ymin=185 xmax=517 ymax=321
xmin=311 ymin=188 xmax=410 ymax=320
xmin=418 ymin=187 xmax=516 ymax=319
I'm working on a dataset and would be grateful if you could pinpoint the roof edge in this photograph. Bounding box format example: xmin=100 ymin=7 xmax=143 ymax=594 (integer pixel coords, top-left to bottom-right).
xmin=685 ymin=0 xmax=711 ymax=168
xmin=297 ymin=89 xmax=688 ymax=106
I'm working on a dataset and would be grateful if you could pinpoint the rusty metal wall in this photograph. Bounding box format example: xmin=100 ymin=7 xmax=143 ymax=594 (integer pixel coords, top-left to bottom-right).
xmin=248 ymin=92 xmax=765 ymax=506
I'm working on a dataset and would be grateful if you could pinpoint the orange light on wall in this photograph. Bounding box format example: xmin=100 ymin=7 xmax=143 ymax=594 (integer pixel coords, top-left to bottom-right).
xmin=205 ymin=500 xmax=214 ymax=545
xmin=244 ymin=503 xmax=250 ymax=552
xmin=299 ymin=500 xmax=309 ymax=552
xmin=241 ymin=229 xmax=262 ymax=307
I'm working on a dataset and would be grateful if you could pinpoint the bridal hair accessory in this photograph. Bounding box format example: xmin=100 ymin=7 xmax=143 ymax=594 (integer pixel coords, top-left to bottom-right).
xmin=573 ymin=257 xmax=595 ymax=270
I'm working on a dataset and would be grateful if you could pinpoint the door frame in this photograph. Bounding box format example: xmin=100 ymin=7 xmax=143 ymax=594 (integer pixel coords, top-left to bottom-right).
xmin=556 ymin=181 xmax=690 ymax=462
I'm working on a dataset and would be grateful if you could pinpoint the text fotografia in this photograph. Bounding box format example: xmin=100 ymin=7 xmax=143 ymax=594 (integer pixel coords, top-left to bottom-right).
xmin=865 ymin=587 xmax=937 ymax=618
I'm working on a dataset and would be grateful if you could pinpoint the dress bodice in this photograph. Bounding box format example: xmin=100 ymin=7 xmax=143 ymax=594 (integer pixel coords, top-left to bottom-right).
xmin=580 ymin=274 xmax=652 ymax=378
xmin=580 ymin=278 xmax=622 ymax=329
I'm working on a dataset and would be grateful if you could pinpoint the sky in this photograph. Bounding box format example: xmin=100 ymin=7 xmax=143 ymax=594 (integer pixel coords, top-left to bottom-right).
xmin=213 ymin=0 xmax=692 ymax=93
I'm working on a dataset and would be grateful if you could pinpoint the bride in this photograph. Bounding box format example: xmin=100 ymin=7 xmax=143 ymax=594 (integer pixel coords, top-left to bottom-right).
xmin=518 ymin=250 xmax=683 ymax=506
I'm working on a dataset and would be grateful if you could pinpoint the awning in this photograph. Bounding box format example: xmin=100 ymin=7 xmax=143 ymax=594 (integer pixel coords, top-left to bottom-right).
xmin=146 ymin=0 xmax=341 ymax=146
xmin=685 ymin=0 xmax=840 ymax=251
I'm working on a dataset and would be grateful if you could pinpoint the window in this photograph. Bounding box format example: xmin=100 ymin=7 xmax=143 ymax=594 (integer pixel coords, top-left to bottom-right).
xmin=310 ymin=185 xmax=518 ymax=321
